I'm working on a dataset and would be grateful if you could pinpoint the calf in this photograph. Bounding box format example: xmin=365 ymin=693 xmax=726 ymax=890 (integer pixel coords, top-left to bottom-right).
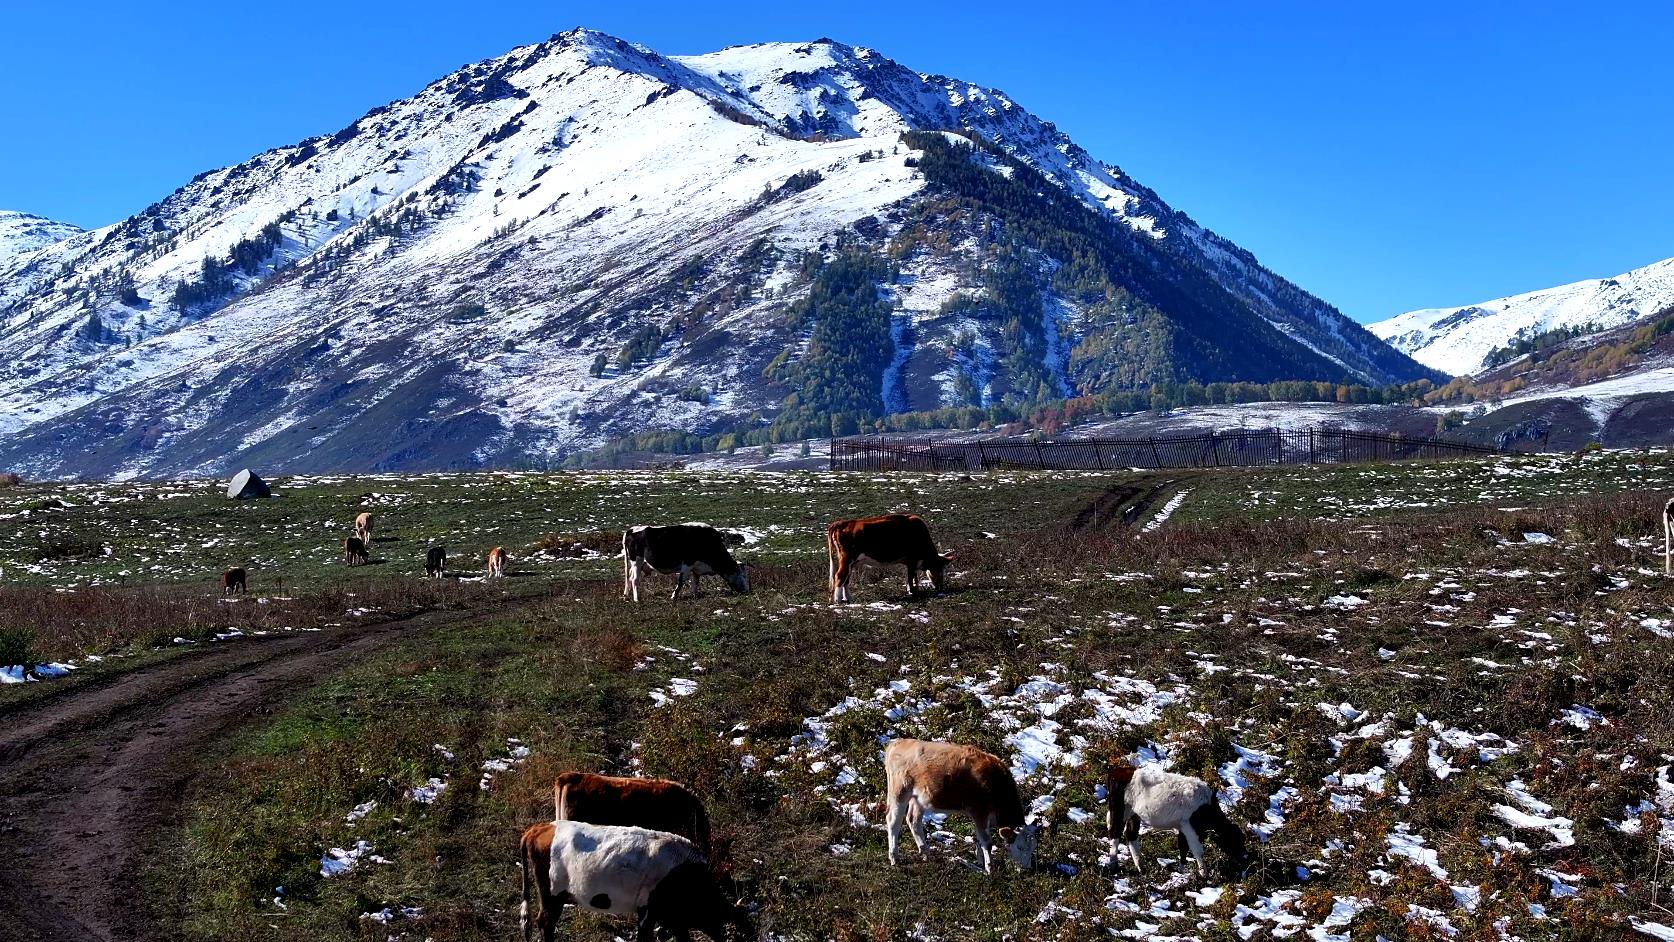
xmin=221 ymin=567 xmax=247 ymax=595
xmin=827 ymin=514 xmax=952 ymax=603
xmin=1106 ymin=760 xmax=1250 ymax=879
xmin=555 ymin=771 xmax=711 ymax=854
xmin=354 ymin=511 xmax=375 ymax=545
xmin=622 ymin=525 xmax=749 ymax=602
xmin=883 ymin=738 xmax=1037 ymax=874
xmin=518 ymin=820 xmax=751 ymax=942
xmin=343 ymin=536 xmax=370 ymax=566
xmin=426 ymin=545 xmax=447 ymax=579
xmin=487 ymin=545 xmax=508 ymax=579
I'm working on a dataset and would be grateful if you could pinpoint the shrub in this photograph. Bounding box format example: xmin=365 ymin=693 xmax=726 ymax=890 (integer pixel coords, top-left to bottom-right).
xmin=0 ymin=627 xmax=34 ymax=669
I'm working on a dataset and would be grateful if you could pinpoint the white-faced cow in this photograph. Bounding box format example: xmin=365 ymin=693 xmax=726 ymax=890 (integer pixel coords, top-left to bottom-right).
xmin=554 ymin=771 xmax=712 ymax=855
xmin=354 ymin=511 xmax=374 ymax=546
xmin=827 ymin=514 xmax=953 ymax=603
xmin=343 ymin=537 xmax=370 ymax=566
xmin=1106 ymin=759 xmax=1251 ymax=879
xmin=487 ymin=545 xmax=509 ymax=579
xmin=622 ymin=525 xmax=748 ymax=602
xmin=221 ymin=567 xmax=247 ymax=595
xmin=426 ymin=545 xmax=447 ymax=579
xmin=883 ymin=738 xmax=1037 ymax=874
xmin=518 ymin=820 xmax=751 ymax=942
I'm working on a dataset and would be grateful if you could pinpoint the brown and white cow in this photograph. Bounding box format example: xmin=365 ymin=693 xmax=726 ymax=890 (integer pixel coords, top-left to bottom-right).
xmin=343 ymin=537 xmax=370 ymax=566
xmin=1106 ymin=759 xmax=1251 ymax=879
xmin=622 ymin=525 xmax=748 ymax=602
xmin=354 ymin=511 xmax=375 ymax=545
xmin=425 ymin=545 xmax=447 ymax=579
xmin=518 ymin=820 xmax=750 ymax=942
xmin=827 ymin=514 xmax=953 ymax=603
xmin=221 ymin=567 xmax=247 ymax=595
xmin=487 ymin=545 xmax=509 ymax=579
xmin=554 ymin=771 xmax=712 ymax=854
xmin=883 ymin=738 xmax=1037 ymax=874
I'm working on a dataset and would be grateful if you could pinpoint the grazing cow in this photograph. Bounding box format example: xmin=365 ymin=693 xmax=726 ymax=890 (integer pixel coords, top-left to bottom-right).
xmin=487 ymin=545 xmax=508 ymax=579
xmin=343 ymin=536 xmax=370 ymax=566
xmin=1664 ymin=497 xmax=1673 ymax=577
xmin=1106 ymin=760 xmax=1250 ymax=879
xmin=622 ymin=525 xmax=749 ymax=602
xmin=555 ymin=771 xmax=712 ymax=854
xmin=883 ymin=738 xmax=1037 ymax=874
xmin=426 ymin=545 xmax=447 ymax=579
xmin=354 ymin=511 xmax=374 ymax=545
xmin=518 ymin=820 xmax=751 ymax=942
xmin=827 ymin=514 xmax=953 ymax=603
xmin=221 ymin=567 xmax=247 ymax=595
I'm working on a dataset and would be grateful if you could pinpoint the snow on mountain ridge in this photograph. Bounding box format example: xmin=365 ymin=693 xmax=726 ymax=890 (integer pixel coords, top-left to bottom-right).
xmin=0 ymin=211 xmax=83 ymax=273
xmin=0 ymin=28 xmax=1435 ymax=478
xmin=1371 ymin=256 xmax=1674 ymax=377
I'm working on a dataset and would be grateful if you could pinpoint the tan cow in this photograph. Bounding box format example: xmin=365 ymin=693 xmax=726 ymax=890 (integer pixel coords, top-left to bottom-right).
xmin=883 ymin=738 xmax=1036 ymax=874
xmin=828 ymin=514 xmax=953 ymax=603
xmin=354 ymin=511 xmax=375 ymax=546
xmin=554 ymin=771 xmax=711 ymax=854
xmin=487 ymin=545 xmax=508 ymax=579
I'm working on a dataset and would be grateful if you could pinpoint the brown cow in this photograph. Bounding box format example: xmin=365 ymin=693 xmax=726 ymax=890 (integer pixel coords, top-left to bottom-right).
xmin=883 ymin=738 xmax=1036 ymax=874
xmin=554 ymin=771 xmax=711 ymax=854
xmin=221 ymin=567 xmax=247 ymax=595
xmin=827 ymin=514 xmax=953 ymax=603
xmin=487 ymin=545 xmax=508 ymax=579
xmin=344 ymin=536 xmax=370 ymax=566
xmin=354 ymin=511 xmax=375 ymax=545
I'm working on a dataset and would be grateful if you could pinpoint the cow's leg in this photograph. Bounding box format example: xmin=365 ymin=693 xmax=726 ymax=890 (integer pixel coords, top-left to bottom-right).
xmin=691 ymin=568 xmax=702 ymax=598
xmin=833 ymin=555 xmax=852 ymax=603
xmin=907 ymin=796 xmax=930 ymax=855
xmin=628 ymin=563 xmax=643 ymax=602
xmin=672 ymin=565 xmax=689 ymax=600
xmin=1180 ymin=821 xmax=1207 ymax=876
xmin=886 ymin=790 xmax=912 ymax=865
xmin=905 ymin=562 xmax=919 ymax=598
xmin=1127 ymin=830 xmax=1144 ymax=872
xmin=973 ymin=818 xmax=995 ymax=874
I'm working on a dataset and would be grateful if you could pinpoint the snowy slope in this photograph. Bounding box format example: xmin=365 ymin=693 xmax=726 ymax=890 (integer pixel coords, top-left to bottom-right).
xmin=0 ymin=29 xmax=1434 ymax=479
xmin=0 ymin=211 xmax=82 ymax=271
xmin=1371 ymin=256 xmax=1674 ymax=376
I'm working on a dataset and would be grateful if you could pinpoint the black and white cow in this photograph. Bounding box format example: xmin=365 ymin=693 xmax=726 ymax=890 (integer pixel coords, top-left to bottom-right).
xmin=622 ymin=525 xmax=749 ymax=602
xmin=519 ymin=819 xmax=751 ymax=942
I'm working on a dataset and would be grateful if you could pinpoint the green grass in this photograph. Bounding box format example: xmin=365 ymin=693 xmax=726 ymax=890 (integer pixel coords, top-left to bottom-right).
xmin=9 ymin=451 xmax=1674 ymax=940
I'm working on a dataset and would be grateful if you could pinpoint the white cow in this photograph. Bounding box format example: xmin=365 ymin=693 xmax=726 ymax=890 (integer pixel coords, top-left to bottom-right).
xmin=518 ymin=819 xmax=749 ymax=942
xmin=1106 ymin=760 xmax=1251 ymax=879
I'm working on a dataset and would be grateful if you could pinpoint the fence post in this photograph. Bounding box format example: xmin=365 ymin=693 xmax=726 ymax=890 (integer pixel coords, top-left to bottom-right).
xmin=1093 ymin=441 xmax=1105 ymax=470
xmin=1150 ymin=437 xmax=1162 ymax=468
xmin=1034 ymin=441 xmax=1046 ymax=469
xmin=977 ymin=442 xmax=987 ymax=471
xmin=1308 ymin=428 xmax=1316 ymax=465
xmin=1209 ymin=431 xmax=1221 ymax=466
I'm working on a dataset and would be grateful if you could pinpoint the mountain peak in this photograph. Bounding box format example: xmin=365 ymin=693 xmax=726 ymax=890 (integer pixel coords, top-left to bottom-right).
xmin=0 ymin=210 xmax=83 ymax=271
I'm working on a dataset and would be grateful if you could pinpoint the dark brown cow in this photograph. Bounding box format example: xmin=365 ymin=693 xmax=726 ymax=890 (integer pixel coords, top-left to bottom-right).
xmin=221 ymin=567 xmax=247 ymax=595
xmin=426 ymin=545 xmax=447 ymax=579
xmin=554 ymin=771 xmax=711 ymax=854
xmin=622 ymin=525 xmax=748 ymax=602
xmin=827 ymin=514 xmax=953 ymax=603
xmin=883 ymin=739 xmax=1036 ymax=874
xmin=344 ymin=536 xmax=370 ymax=566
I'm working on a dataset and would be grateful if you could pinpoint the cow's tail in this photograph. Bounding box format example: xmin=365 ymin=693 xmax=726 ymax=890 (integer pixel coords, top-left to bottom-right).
xmin=622 ymin=530 xmax=632 ymax=597
xmin=518 ymin=833 xmax=533 ymax=942
xmin=555 ymin=775 xmax=569 ymax=821
xmin=825 ymin=525 xmax=837 ymax=599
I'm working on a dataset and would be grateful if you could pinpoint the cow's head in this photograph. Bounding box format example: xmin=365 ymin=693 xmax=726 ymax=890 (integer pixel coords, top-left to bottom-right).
xmin=926 ymin=553 xmax=954 ymax=592
xmin=996 ymin=823 xmax=1038 ymax=870
xmin=725 ymin=563 xmax=750 ymax=595
xmin=646 ymin=863 xmax=754 ymax=940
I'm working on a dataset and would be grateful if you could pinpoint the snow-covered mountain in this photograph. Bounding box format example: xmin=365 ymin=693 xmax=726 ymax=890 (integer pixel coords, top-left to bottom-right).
xmin=0 ymin=211 xmax=82 ymax=270
xmin=1371 ymin=255 xmax=1674 ymax=377
xmin=0 ymin=29 xmax=1436 ymax=478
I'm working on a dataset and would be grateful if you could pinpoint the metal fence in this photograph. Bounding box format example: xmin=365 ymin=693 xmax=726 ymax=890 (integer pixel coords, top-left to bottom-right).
xmin=829 ymin=427 xmax=1500 ymax=472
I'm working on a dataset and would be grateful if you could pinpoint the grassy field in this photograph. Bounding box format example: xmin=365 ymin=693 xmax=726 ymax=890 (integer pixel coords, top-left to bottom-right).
xmin=5 ymin=450 xmax=1674 ymax=940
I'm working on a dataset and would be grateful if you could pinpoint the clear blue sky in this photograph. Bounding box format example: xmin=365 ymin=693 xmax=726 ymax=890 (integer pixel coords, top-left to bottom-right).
xmin=2 ymin=1 xmax=1669 ymax=322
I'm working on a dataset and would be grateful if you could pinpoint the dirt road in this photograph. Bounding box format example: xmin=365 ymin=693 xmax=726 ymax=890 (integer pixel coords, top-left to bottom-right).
xmin=0 ymin=605 xmax=491 ymax=941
